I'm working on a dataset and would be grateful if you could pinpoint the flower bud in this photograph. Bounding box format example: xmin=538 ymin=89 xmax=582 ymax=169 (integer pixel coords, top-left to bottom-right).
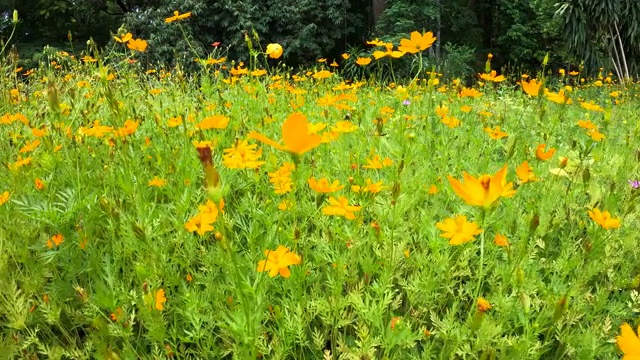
xmin=12 ymin=10 xmax=18 ymax=24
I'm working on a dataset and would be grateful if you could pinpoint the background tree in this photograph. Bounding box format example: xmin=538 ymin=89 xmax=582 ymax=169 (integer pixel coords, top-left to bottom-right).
xmin=556 ymin=0 xmax=640 ymax=79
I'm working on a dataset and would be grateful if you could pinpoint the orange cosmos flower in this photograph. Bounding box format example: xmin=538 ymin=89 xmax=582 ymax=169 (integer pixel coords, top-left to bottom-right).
xmin=588 ymin=129 xmax=605 ymax=141
xmin=494 ymin=233 xmax=509 ymax=247
xmin=34 ymin=178 xmax=45 ymax=190
xmin=587 ymin=208 xmax=621 ymax=229
xmin=515 ymin=161 xmax=536 ymax=184
xmin=477 ymin=297 xmax=492 ymax=312
xmin=521 ymin=79 xmax=542 ymax=97
xmin=398 ymin=31 xmax=436 ymax=54
xmin=46 ymin=234 xmax=64 ymax=248
xmin=114 ymin=119 xmax=139 ymax=137
xmin=19 ymin=139 xmax=41 ymax=153
xmin=447 ymin=164 xmax=516 ymax=208
xmin=8 ymin=156 xmax=32 ymax=170
xmin=616 ymin=323 xmax=640 ymax=359
xmin=308 ymin=177 xmax=344 ymax=193
xmin=257 ymin=245 xmax=302 ymax=278
xmin=322 ymin=196 xmax=362 ymax=220
xmin=436 ymin=215 xmax=482 ymax=245
xmin=535 ymin=144 xmax=556 ymax=161
xmin=484 ymin=126 xmax=508 ymax=140
xmin=155 ymin=289 xmax=166 ymax=310
xmin=248 ymin=113 xmax=321 ymax=155
xmin=31 ymin=127 xmax=48 ymax=137
xmin=127 ymin=38 xmax=148 ymax=52
xmin=577 ymin=119 xmax=597 ymax=130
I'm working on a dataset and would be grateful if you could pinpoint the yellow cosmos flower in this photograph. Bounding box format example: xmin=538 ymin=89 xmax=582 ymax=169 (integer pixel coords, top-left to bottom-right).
xmin=479 ymin=70 xmax=505 ymax=83
xmin=308 ymin=177 xmax=344 ymax=193
xmin=257 ymin=245 xmax=302 ymax=278
xmin=616 ymin=323 xmax=640 ymax=359
xmin=248 ymin=113 xmax=321 ymax=156
xmin=515 ymin=161 xmax=536 ymax=184
xmin=148 ymin=177 xmax=167 ymax=187
xmin=196 ymin=115 xmax=229 ymax=130
xmin=167 ymin=116 xmax=183 ymax=127
xmin=588 ymin=129 xmax=605 ymax=141
xmin=165 ymin=10 xmax=192 ymax=23
xmin=351 ymin=179 xmax=385 ymax=194
xmin=398 ymin=31 xmax=436 ymax=54
xmin=459 ymin=87 xmax=482 ymax=98
xmin=436 ymin=215 xmax=483 ymax=245
xmin=114 ymin=32 xmax=132 ymax=43
xmin=447 ymin=164 xmax=516 ymax=208
xmin=535 ymin=144 xmax=556 ymax=161
xmin=362 ymin=155 xmax=393 ymax=169
xmin=577 ymin=119 xmax=597 ymax=130
xmin=19 ymin=139 xmax=41 ymax=153
xmin=521 ymin=79 xmax=542 ymax=97
xmin=0 ymin=191 xmax=10 ymax=206
xmin=580 ymin=101 xmax=604 ymax=112
xmin=484 ymin=126 xmax=508 ymax=140
xmin=332 ymin=121 xmax=358 ymax=133
xmin=356 ymin=57 xmax=372 ymax=66
xmin=127 ymin=38 xmax=148 ymax=52
xmin=265 ymin=43 xmax=283 ymax=59
xmin=588 ymin=208 xmax=621 ymax=229
xmin=155 ymin=289 xmax=166 ymax=311
xmin=322 ymin=196 xmax=362 ymax=220
xmin=222 ymin=139 xmax=265 ymax=169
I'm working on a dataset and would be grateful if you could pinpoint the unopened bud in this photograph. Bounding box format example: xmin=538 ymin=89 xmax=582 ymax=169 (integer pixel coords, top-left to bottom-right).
xmin=12 ymin=10 xmax=18 ymax=24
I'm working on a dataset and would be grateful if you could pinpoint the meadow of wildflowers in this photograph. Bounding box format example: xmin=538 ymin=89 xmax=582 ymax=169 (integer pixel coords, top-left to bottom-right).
xmin=0 ymin=16 xmax=639 ymax=359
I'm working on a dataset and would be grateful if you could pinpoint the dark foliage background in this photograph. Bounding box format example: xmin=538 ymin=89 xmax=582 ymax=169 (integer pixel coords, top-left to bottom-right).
xmin=1 ymin=0 xmax=638 ymax=76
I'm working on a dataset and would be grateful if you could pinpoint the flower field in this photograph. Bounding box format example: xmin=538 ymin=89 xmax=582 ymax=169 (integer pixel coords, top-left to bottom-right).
xmin=1 ymin=28 xmax=639 ymax=359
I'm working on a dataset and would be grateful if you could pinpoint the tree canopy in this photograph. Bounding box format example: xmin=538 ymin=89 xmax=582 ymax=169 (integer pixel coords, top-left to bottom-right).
xmin=2 ymin=0 xmax=639 ymax=75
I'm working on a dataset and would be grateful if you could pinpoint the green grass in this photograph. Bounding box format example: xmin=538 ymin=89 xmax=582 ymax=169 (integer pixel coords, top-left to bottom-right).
xmin=0 ymin=48 xmax=639 ymax=359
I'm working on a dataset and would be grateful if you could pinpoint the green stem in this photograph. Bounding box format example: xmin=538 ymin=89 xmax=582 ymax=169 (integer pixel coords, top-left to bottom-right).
xmin=0 ymin=22 xmax=17 ymax=58
xmin=469 ymin=209 xmax=487 ymax=318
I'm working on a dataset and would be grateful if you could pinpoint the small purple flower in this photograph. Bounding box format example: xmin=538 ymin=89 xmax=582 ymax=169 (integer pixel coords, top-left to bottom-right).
xmin=628 ymin=179 xmax=640 ymax=189
xmin=402 ymin=100 xmax=411 ymax=106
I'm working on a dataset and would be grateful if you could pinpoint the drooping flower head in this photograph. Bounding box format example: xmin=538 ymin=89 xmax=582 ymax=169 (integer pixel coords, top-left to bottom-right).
xmin=265 ymin=43 xmax=283 ymax=59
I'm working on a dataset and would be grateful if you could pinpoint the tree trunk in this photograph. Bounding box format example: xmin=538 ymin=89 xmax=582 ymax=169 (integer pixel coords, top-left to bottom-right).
xmin=372 ymin=0 xmax=387 ymax=25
